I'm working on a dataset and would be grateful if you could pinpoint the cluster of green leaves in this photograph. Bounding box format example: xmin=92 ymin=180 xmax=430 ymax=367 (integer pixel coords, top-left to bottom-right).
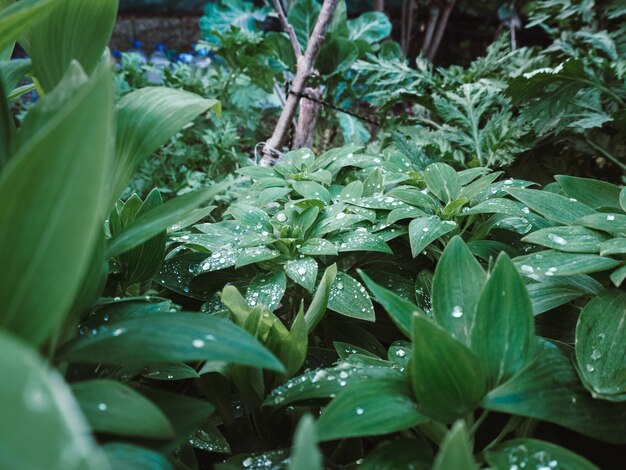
xmin=157 ymin=142 xmax=626 ymax=467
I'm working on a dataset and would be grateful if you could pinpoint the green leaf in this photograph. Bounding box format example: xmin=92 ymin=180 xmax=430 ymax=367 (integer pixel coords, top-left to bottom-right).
xmin=485 ymin=438 xmax=598 ymax=470
xmin=299 ymin=238 xmax=337 ymax=256
xmin=0 ymin=0 xmax=58 ymax=52
xmin=328 ymin=272 xmax=375 ymax=321
xmin=292 ymin=181 xmax=331 ymax=204
xmin=27 ymin=0 xmax=118 ymax=91
xmin=289 ymin=415 xmax=322 ymax=470
xmin=317 ymin=380 xmax=426 ymax=441
xmin=288 ymin=0 xmax=320 ymax=50
xmin=347 ymin=11 xmax=391 ymax=43
xmin=359 ymin=270 xmax=419 ymax=337
xmin=506 ymin=188 xmax=595 ymax=225
xmin=304 ymin=264 xmax=337 ymax=332
xmin=575 ymin=213 xmax=626 ymax=233
xmin=610 ymin=264 xmax=626 ymax=287
xmin=190 ymin=422 xmax=231 ymax=454
xmin=317 ymin=38 xmax=359 ymax=76
xmin=555 ymin=175 xmax=623 ymax=210
xmin=142 ymin=363 xmax=201 ymax=381
xmin=432 ymin=421 xmax=478 ymax=470
xmin=408 ymin=216 xmax=457 ymax=257
xmin=71 ymin=380 xmax=174 ymax=438
xmin=483 ymin=341 xmax=626 ymax=444
xmin=103 ymin=443 xmax=172 ymax=470
xmin=0 ymin=330 xmax=105 ymax=469
xmin=236 ymin=246 xmax=280 ymax=268
xmin=522 ymin=226 xmax=609 ymax=253
xmin=107 ymin=189 xmax=217 ymax=258
xmin=513 ymin=250 xmax=620 ymax=277
xmin=0 ymin=63 xmax=113 ymax=346
xmin=0 ymin=58 xmax=32 ymax=94
xmin=0 ymin=76 xmax=15 ymax=170
xmin=112 ymin=87 xmax=219 ymax=201
xmin=432 ymin=236 xmax=485 ymax=345
xmin=600 ymin=238 xmax=626 ymax=256
xmin=337 ymin=112 xmax=371 ymax=145
xmin=60 ymin=312 xmax=285 ymax=372
xmin=361 ymin=438 xmax=433 ymax=469
xmin=620 ymin=187 xmax=626 ymax=212
xmin=285 ymin=257 xmax=318 ymax=292
xmin=246 ymin=271 xmax=286 ymax=311
xmin=410 ymin=314 xmax=487 ymax=423
xmin=424 ymin=163 xmax=460 ymax=203
xmin=472 ymin=253 xmax=535 ymax=387
xmin=576 ymin=290 xmax=626 ymax=400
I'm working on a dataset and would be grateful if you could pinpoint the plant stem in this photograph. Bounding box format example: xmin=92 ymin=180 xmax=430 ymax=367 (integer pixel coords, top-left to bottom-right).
xmin=419 ymin=421 xmax=449 ymax=445
xmin=482 ymin=415 xmax=522 ymax=451
xmin=585 ymin=137 xmax=626 ymax=171
xmin=470 ymin=409 xmax=490 ymax=434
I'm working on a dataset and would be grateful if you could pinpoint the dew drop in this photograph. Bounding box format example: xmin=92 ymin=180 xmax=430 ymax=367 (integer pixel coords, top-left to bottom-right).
xmin=591 ymin=349 xmax=602 ymax=360
xmin=585 ymin=364 xmax=595 ymax=373
xmin=607 ymin=215 xmax=615 ymax=221
xmin=192 ymin=339 xmax=205 ymax=348
xmin=356 ymin=407 xmax=364 ymax=415
xmin=395 ymin=349 xmax=406 ymax=358
xmin=98 ymin=403 xmax=107 ymax=411
xmin=452 ymin=305 xmax=464 ymax=318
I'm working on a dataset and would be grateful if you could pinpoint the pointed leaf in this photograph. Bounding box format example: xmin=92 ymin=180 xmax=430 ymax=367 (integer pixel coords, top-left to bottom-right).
xmin=285 ymin=257 xmax=318 ymax=292
xmin=328 ymin=272 xmax=375 ymax=321
xmin=555 ymin=175 xmax=622 ymax=210
xmin=304 ymin=264 xmax=337 ymax=331
xmin=513 ymin=251 xmax=620 ymax=277
xmin=522 ymin=226 xmax=608 ymax=253
xmin=289 ymin=415 xmax=322 ymax=470
xmin=0 ymin=0 xmax=58 ymax=52
xmin=246 ymin=271 xmax=286 ymax=311
xmin=506 ymin=188 xmax=595 ymax=225
xmin=408 ymin=216 xmax=457 ymax=257
xmin=424 ymin=163 xmax=460 ymax=203
xmin=432 ymin=421 xmax=478 ymax=470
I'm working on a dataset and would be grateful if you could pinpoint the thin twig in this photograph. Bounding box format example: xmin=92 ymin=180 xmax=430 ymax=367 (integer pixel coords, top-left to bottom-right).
xmin=273 ymin=0 xmax=302 ymax=60
xmin=426 ymin=0 xmax=457 ymax=61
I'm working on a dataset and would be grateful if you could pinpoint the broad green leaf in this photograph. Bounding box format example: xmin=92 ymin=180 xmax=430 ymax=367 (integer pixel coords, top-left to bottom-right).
xmin=142 ymin=363 xmax=200 ymax=381
xmin=337 ymin=112 xmax=371 ymax=145
xmin=506 ymin=188 xmax=595 ymax=224
xmin=287 ymin=0 xmax=320 ymax=50
xmin=610 ymin=264 xmax=626 ymax=287
xmin=432 ymin=421 xmax=478 ymax=470
xmin=347 ymin=11 xmax=391 ymax=43
xmin=600 ymin=238 xmax=626 ymax=256
xmin=107 ymin=189 xmax=217 ymax=257
xmin=359 ymin=270 xmax=419 ymax=337
xmin=408 ymin=216 xmax=457 ymax=257
xmin=472 ymin=254 xmax=535 ymax=387
xmin=317 ymin=38 xmax=359 ymax=76
xmin=285 ymin=257 xmax=318 ymax=291
xmin=190 ymin=422 xmax=231 ymax=454
xmin=71 ymin=380 xmax=173 ymax=439
xmin=483 ymin=341 xmax=626 ymax=444
xmin=27 ymin=0 xmax=118 ymax=91
xmin=527 ymin=282 xmax=587 ymax=315
xmin=0 ymin=63 xmax=113 ymax=346
xmin=112 ymin=87 xmax=219 ymax=201
xmin=522 ymin=226 xmax=608 ymax=253
xmin=462 ymin=197 xmax=530 ymax=217
xmin=410 ymin=314 xmax=487 ymax=423
xmin=485 ymin=438 xmax=598 ymax=470
xmin=513 ymin=250 xmax=620 ymax=277
xmin=361 ymin=438 xmax=433 ymax=469
xmin=292 ymin=181 xmax=331 ymax=204
xmin=575 ymin=213 xmax=626 ymax=233
xmin=424 ymin=163 xmax=460 ymax=203
xmin=317 ymin=380 xmax=426 ymax=441
xmin=235 ymin=246 xmax=280 ymax=268
xmin=246 ymin=271 xmax=286 ymax=311
xmin=0 ymin=330 xmax=105 ymax=469
xmin=328 ymin=272 xmax=375 ymax=321
xmin=299 ymin=238 xmax=337 ymax=256
xmin=265 ymin=362 xmax=403 ymax=406
xmin=304 ymin=264 xmax=337 ymax=332
xmin=432 ymin=236 xmax=485 ymax=345
xmin=576 ymin=290 xmax=626 ymax=400
xmin=103 ymin=443 xmax=171 ymax=470
xmin=0 ymin=0 xmax=58 ymax=52
xmin=555 ymin=175 xmax=622 ymax=210
xmin=289 ymin=415 xmax=322 ymax=470
xmin=60 ymin=312 xmax=284 ymax=372
xmin=331 ymin=230 xmax=392 ymax=254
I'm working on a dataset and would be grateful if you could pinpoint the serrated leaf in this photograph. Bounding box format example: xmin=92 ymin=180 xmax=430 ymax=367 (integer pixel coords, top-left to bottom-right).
xmin=317 ymin=380 xmax=426 ymax=441
xmin=575 ymin=290 xmax=626 ymax=400
xmin=408 ymin=216 xmax=457 ymax=257
xmin=328 ymin=272 xmax=375 ymax=321
xmin=71 ymin=380 xmax=173 ymax=438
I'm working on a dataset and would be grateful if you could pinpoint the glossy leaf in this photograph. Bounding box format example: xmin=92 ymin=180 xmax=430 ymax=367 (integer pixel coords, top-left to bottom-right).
xmin=408 ymin=216 xmax=457 ymax=257
xmin=410 ymin=314 xmax=487 ymax=422
xmin=328 ymin=272 xmax=375 ymax=321
xmin=317 ymin=380 xmax=426 ymax=441
xmin=246 ymin=271 xmax=286 ymax=311
xmin=0 ymin=63 xmax=113 ymax=345
xmin=472 ymin=253 xmax=535 ymax=387
xmin=27 ymin=0 xmax=118 ymax=91
xmin=0 ymin=330 xmax=104 ymax=469
xmin=522 ymin=226 xmax=608 ymax=253
xmin=142 ymin=363 xmax=200 ymax=381
xmin=285 ymin=257 xmax=318 ymax=292
xmin=576 ymin=290 xmax=626 ymax=400
xmin=555 ymin=175 xmax=622 ymax=210
xmin=513 ymin=250 xmax=620 ymax=277
xmin=575 ymin=213 xmax=626 ymax=233
xmin=432 ymin=421 xmax=478 ymax=470
xmin=60 ymin=312 xmax=285 ymax=372
xmin=71 ymin=380 xmax=173 ymax=438
xmin=432 ymin=236 xmax=485 ymax=345
xmin=506 ymin=188 xmax=595 ymax=224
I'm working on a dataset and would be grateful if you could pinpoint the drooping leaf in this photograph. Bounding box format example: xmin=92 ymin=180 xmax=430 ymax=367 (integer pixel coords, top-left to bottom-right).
xmin=316 ymin=380 xmax=426 ymax=441
xmin=410 ymin=314 xmax=487 ymax=423
xmin=471 ymin=253 xmax=535 ymax=387
xmin=71 ymin=380 xmax=173 ymax=439
xmin=575 ymin=290 xmax=626 ymax=401
xmin=59 ymin=312 xmax=285 ymax=372
xmin=27 ymin=0 xmax=118 ymax=91
xmin=432 ymin=236 xmax=485 ymax=345
xmin=0 ymin=63 xmax=113 ymax=346
xmin=0 ymin=330 xmax=105 ymax=469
